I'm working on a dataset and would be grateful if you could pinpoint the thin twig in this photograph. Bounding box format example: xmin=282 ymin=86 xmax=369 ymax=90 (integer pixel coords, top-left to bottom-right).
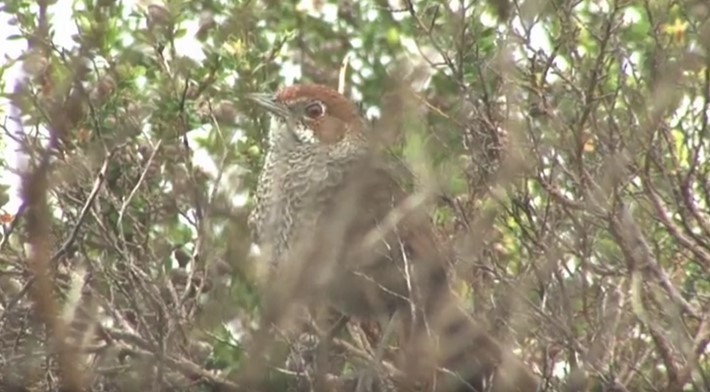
xmin=338 ymin=52 xmax=353 ymax=94
xmin=53 ymin=149 xmax=119 ymax=262
xmin=116 ymin=139 xmax=163 ymax=233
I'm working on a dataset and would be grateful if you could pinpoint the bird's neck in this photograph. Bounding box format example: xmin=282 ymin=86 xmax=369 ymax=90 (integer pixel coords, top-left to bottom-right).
xmin=267 ymin=121 xmax=369 ymax=170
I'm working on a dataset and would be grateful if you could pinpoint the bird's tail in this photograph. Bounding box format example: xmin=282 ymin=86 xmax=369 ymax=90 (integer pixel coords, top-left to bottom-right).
xmin=397 ymin=286 xmax=539 ymax=392
xmin=394 ymin=229 xmax=539 ymax=392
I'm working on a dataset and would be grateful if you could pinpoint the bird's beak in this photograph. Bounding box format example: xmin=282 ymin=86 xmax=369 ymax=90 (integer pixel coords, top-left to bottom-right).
xmin=246 ymin=92 xmax=291 ymax=119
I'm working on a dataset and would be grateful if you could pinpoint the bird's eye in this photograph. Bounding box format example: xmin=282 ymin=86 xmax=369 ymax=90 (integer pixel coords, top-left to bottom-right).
xmin=304 ymin=102 xmax=325 ymax=119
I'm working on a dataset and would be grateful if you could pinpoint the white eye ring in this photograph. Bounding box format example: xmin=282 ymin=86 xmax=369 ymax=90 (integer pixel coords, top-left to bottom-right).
xmin=304 ymin=101 xmax=325 ymax=119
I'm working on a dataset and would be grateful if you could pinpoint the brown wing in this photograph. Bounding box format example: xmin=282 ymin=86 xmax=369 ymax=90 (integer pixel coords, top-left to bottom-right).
xmin=316 ymin=156 xmax=540 ymax=392
xmin=312 ymin=155 xmax=446 ymax=318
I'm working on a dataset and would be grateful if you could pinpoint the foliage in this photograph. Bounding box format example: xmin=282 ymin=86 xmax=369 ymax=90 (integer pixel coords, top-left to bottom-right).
xmin=0 ymin=0 xmax=708 ymax=391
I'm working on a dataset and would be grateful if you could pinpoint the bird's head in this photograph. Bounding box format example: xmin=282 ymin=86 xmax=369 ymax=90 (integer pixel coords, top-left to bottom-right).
xmin=248 ymin=84 xmax=368 ymax=158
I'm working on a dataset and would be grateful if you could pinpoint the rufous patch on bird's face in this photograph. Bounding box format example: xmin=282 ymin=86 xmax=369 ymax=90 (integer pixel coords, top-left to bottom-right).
xmin=274 ymin=84 xmax=363 ymax=145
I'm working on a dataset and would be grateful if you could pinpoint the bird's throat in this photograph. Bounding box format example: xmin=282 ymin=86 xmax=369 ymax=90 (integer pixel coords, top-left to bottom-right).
xmin=268 ymin=117 xmax=318 ymax=150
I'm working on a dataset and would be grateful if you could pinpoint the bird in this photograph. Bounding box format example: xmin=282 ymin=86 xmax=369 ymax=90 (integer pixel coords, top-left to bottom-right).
xmin=247 ymin=83 xmax=539 ymax=392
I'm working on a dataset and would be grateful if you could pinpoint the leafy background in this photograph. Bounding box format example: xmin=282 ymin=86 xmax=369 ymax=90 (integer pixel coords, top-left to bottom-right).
xmin=0 ymin=0 xmax=708 ymax=391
